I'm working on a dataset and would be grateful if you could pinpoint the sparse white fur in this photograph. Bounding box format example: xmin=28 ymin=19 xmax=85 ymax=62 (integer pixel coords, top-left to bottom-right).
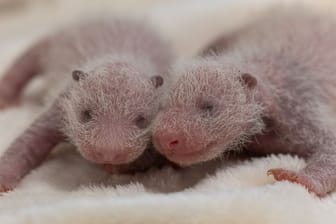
xmin=44 ymin=18 xmax=174 ymax=164
xmin=154 ymin=56 xmax=264 ymax=165
xmin=0 ymin=17 xmax=174 ymax=192
xmin=153 ymin=7 xmax=336 ymax=195
xmin=2 ymin=0 xmax=336 ymax=222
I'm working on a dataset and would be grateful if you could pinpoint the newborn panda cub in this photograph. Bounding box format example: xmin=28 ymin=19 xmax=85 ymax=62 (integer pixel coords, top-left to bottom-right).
xmin=153 ymin=9 xmax=336 ymax=197
xmin=0 ymin=18 xmax=173 ymax=192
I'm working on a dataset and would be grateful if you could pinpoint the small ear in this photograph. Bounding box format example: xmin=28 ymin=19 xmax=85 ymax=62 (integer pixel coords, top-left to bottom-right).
xmin=150 ymin=75 xmax=164 ymax=88
xmin=72 ymin=70 xmax=88 ymax=81
xmin=240 ymin=73 xmax=257 ymax=89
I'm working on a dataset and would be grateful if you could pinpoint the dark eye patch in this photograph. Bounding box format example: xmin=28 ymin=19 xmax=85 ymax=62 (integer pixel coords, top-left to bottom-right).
xmin=134 ymin=114 xmax=149 ymax=129
xmin=197 ymin=99 xmax=216 ymax=117
xmin=80 ymin=109 xmax=93 ymax=123
xmin=151 ymin=75 xmax=164 ymax=88
xmin=199 ymin=102 xmax=214 ymax=112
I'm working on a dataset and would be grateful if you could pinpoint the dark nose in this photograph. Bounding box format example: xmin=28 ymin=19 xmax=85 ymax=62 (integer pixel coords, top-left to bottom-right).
xmin=155 ymin=131 xmax=186 ymax=154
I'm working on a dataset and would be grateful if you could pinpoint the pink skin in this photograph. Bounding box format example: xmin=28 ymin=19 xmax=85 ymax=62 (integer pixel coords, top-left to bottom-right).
xmin=267 ymin=169 xmax=326 ymax=197
xmin=0 ymin=41 xmax=47 ymax=108
xmin=0 ymin=104 xmax=64 ymax=192
xmin=0 ymin=19 xmax=173 ymax=192
xmin=153 ymin=11 xmax=336 ymax=196
xmin=62 ymin=65 xmax=164 ymax=165
xmin=153 ymin=65 xmax=259 ymax=166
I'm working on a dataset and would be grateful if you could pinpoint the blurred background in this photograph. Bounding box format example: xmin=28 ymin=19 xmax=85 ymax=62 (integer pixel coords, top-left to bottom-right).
xmin=0 ymin=0 xmax=170 ymax=68
xmin=0 ymin=0 xmax=335 ymax=83
xmin=1 ymin=0 xmax=335 ymax=62
xmin=0 ymin=0 xmax=335 ymax=95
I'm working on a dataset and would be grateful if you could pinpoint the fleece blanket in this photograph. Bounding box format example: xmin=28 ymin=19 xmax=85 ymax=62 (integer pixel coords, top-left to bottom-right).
xmin=0 ymin=0 xmax=336 ymax=223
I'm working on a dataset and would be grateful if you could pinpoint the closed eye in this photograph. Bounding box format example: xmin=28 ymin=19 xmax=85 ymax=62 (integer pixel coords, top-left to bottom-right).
xmin=200 ymin=103 xmax=214 ymax=112
xmin=80 ymin=109 xmax=93 ymax=123
xmin=134 ymin=114 xmax=149 ymax=129
xmin=198 ymin=100 xmax=216 ymax=117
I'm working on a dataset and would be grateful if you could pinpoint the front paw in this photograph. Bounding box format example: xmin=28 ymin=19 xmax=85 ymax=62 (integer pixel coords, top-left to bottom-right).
xmin=267 ymin=168 xmax=326 ymax=197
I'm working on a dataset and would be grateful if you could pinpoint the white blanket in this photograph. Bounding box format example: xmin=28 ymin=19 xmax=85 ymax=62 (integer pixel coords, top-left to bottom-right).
xmin=0 ymin=0 xmax=336 ymax=223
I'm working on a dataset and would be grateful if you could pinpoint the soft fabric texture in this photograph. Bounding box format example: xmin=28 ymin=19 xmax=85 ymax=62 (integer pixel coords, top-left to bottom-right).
xmin=0 ymin=0 xmax=336 ymax=223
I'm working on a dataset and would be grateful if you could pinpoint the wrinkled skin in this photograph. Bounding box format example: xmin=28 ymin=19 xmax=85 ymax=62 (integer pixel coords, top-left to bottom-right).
xmin=62 ymin=61 xmax=165 ymax=164
xmin=153 ymin=10 xmax=336 ymax=197
xmin=0 ymin=18 xmax=173 ymax=192
xmin=153 ymin=63 xmax=262 ymax=166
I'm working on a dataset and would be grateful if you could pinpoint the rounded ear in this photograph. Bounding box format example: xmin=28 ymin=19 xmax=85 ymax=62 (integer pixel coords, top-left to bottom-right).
xmin=240 ymin=73 xmax=257 ymax=89
xmin=72 ymin=70 xmax=88 ymax=81
xmin=150 ymin=75 xmax=164 ymax=88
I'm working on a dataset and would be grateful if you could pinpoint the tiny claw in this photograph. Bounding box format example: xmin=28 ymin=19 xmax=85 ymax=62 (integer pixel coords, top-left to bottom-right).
xmin=0 ymin=185 xmax=13 ymax=194
xmin=267 ymin=170 xmax=273 ymax=176
xmin=267 ymin=168 xmax=326 ymax=197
